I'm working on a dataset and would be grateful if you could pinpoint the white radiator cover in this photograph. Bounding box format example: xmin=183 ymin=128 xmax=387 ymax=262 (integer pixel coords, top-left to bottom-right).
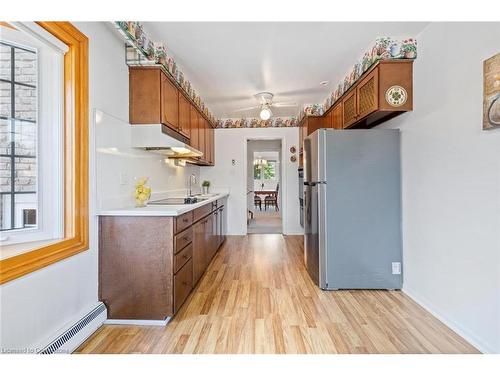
xmin=38 ymin=302 xmax=107 ymax=354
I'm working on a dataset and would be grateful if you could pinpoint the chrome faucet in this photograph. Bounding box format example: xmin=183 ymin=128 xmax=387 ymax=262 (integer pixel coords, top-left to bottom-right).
xmin=188 ymin=174 xmax=197 ymax=197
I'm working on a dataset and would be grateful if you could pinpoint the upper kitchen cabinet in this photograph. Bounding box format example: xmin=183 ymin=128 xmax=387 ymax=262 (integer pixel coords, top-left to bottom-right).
xmin=177 ymin=87 xmax=191 ymax=139
xmin=160 ymin=71 xmax=179 ymax=131
xmin=331 ymin=102 xmax=343 ymax=129
xmin=129 ymin=66 xmax=217 ymax=166
xmin=189 ymin=104 xmax=199 ymax=150
xmin=323 ymin=60 xmax=413 ymax=129
xmin=129 ymin=67 xmax=182 ymax=137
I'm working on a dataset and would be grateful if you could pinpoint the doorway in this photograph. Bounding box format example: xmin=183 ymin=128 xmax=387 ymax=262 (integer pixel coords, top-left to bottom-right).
xmin=246 ymin=139 xmax=282 ymax=234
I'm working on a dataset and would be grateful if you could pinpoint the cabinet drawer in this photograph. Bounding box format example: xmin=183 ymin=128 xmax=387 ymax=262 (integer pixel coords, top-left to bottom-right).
xmin=174 ymin=243 xmax=193 ymax=273
xmin=193 ymin=204 xmax=212 ymax=222
xmin=175 ymin=211 xmax=193 ymax=234
xmin=174 ymin=259 xmax=193 ymax=313
xmin=174 ymin=226 xmax=193 ymax=253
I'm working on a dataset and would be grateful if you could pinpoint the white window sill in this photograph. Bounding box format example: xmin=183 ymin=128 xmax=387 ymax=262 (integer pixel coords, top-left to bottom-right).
xmin=0 ymin=239 xmax=60 ymax=260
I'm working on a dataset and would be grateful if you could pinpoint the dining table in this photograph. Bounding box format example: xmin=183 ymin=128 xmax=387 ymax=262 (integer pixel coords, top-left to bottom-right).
xmin=253 ymin=190 xmax=277 ymax=197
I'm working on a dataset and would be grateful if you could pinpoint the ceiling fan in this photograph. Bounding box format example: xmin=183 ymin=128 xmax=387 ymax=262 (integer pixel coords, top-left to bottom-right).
xmin=233 ymin=92 xmax=297 ymax=120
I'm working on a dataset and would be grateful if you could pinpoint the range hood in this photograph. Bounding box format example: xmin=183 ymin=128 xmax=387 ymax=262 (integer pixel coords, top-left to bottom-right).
xmin=131 ymin=124 xmax=203 ymax=158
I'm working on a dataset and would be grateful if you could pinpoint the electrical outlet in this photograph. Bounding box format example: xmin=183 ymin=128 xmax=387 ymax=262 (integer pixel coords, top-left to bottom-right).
xmin=392 ymin=262 xmax=401 ymax=275
xmin=231 ymin=159 xmax=236 ymax=166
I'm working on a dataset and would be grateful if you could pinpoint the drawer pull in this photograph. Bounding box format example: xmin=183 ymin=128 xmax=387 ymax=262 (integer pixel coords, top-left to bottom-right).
xmin=182 ymin=281 xmax=190 ymax=287
xmin=183 ymin=218 xmax=189 ymax=223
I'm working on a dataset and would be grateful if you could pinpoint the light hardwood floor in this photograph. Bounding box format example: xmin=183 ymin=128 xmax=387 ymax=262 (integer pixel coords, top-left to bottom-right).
xmin=77 ymin=235 xmax=479 ymax=354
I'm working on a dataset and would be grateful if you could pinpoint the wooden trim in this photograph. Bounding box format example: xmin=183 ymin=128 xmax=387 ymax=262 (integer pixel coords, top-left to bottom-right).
xmin=0 ymin=22 xmax=17 ymax=30
xmin=0 ymin=22 xmax=89 ymax=284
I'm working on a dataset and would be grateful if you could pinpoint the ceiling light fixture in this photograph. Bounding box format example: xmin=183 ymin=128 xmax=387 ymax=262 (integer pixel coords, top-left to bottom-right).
xmin=259 ymin=105 xmax=272 ymax=120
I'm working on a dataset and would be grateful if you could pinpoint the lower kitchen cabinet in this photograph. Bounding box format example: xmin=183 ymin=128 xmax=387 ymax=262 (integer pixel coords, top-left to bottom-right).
xmin=99 ymin=198 xmax=227 ymax=321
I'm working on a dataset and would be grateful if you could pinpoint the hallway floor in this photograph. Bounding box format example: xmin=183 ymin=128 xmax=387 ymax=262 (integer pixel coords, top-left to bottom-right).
xmin=247 ymin=209 xmax=282 ymax=234
xmin=77 ymin=235 xmax=478 ymax=354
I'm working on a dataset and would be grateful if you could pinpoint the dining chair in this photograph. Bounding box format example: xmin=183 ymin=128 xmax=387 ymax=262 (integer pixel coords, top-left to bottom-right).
xmin=254 ymin=194 xmax=262 ymax=211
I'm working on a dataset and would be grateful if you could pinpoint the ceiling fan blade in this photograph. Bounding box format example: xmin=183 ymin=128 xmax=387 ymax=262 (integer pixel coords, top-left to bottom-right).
xmin=272 ymin=102 xmax=297 ymax=108
xmin=233 ymin=105 xmax=260 ymax=112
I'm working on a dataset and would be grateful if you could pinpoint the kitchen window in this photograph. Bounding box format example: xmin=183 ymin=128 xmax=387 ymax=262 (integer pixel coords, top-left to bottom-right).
xmin=0 ymin=27 xmax=64 ymax=248
xmin=0 ymin=22 xmax=89 ymax=284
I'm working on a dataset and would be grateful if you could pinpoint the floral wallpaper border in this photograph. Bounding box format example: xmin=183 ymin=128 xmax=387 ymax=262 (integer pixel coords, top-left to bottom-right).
xmin=115 ymin=21 xmax=217 ymax=124
xmin=300 ymin=37 xmax=417 ymax=119
xmin=216 ymin=117 xmax=298 ymax=129
xmin=115 ymin=22 xmax=417 ymax=128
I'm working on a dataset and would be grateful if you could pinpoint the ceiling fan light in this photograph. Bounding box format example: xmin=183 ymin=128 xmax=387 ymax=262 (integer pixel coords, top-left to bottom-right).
xmin=259 ymin=106 xmax=272 ymax=120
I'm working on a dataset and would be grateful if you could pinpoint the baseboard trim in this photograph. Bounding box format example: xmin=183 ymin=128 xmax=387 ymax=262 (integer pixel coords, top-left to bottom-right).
xmin=402 ymin=287 xmax=495 ymax=354
xmin=38 ymin=302 xmax=107 ymax=354
xmin=105 ymin=317 xmax=171 ymax=326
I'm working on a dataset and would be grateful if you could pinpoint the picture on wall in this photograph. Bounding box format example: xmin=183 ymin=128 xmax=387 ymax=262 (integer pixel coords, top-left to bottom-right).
xmin=483 ymin=52 xmax=500 ymax=130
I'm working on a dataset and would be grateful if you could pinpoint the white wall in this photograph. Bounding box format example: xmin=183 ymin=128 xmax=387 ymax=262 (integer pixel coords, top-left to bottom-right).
xmin=0 ymin=22 xmax=199 ymax=351
xmin=380 ymin=23 xmax=500 ymax=353
xmin=201 ymin=127 xmax=302 ymax=235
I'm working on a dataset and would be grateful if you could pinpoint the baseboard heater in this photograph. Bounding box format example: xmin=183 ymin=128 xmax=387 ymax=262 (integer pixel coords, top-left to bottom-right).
xmin=39 ymin=303 xmax=107 ymax=354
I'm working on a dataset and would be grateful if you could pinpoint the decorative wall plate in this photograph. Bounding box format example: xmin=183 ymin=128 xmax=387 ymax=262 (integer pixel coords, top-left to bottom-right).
xmin=289 ymin=146 xmax=297 ymax=154
xmin=290 ymin=155 xmax=297 ymax=163
xmin=385 ymin=85 xmax=408 ymax=107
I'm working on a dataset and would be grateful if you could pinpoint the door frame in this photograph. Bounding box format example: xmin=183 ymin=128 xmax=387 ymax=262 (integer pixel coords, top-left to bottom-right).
xmin=243 ymin=136 xmax=287 ymax=235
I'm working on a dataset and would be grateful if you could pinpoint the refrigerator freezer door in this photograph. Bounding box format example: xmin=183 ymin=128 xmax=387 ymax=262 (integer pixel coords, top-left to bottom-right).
xmin=304 ymin=183 xmax=319 ymax=285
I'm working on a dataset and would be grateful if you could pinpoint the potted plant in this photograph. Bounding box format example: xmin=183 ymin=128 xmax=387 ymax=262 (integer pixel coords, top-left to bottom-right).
xmin=202 ymin=180 xmax=210 ymax=195
xmin=401 ymin=39 xmax=417 ymax=59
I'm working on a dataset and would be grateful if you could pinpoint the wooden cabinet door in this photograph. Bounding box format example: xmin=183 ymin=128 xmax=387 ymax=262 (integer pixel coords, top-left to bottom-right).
xmin=189 ymin=105 xmax=199 ymax=150
xmin=208 ymin=126 xmax=214 ymax=165
xmin=160 ymin=72 xmax=179 ymax=130
xmin=192 ymin=219 xmax=205 ymax=285
xmin=356 ymin=67 xmax=379 ymax=119
xmin=129 ymin=68 xmax=161 ymax=124
xmin=331 ymin=102 xmax=343 ymax=129
xmin=325 ymin=110 xmax=333 ymax=128
xmin=205 ymin=123 xmax=211 ymax=165
xmin=178 ymin=93 xmax=191 ymax=139
xmin=211 ymin=127 xmax=215 ymax=166
xmin=342 ymin=90 xmax=358 ymax=128
xmin=205 ymin=214 xmax=215 ymax=264
xmin=218 ymin=206 xmax=225 ymax=246
xmin=198 ymin=114 xmax=206 ymax=162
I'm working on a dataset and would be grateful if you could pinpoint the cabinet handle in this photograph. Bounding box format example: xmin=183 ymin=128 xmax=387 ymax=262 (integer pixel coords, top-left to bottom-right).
xmin=183 ymin=236 xmax=189 ymax=241
xmin=182 ymin=281 xmax=189 ymax=287
xmin=183 ymin=218 xmax=189 ymax=223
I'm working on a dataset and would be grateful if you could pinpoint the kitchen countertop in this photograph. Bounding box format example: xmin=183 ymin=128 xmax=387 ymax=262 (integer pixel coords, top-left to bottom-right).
xmin=98 ymin=193 xmax=229 ymax=217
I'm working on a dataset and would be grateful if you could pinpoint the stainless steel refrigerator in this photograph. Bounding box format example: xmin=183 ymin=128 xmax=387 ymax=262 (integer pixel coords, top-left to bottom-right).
xmin=303 ymin=129 xmax=402 ymax=290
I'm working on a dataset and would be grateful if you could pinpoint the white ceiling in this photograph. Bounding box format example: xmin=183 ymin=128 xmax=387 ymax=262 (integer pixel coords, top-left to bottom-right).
xmin=144 ymin=22 xmax=428 ymax=118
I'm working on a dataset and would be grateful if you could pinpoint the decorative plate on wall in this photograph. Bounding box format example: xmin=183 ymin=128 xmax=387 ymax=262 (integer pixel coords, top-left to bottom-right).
xmin=290 ymin=155 xmax=297 ymax=163
xmin=385 ymin=85 xmax=408 ymax=107
xmin=290 ymin=146 xmax=297 ymax=154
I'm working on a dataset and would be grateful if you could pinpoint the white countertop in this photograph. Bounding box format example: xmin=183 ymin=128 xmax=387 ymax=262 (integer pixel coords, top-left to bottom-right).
xmin=98 ymin=193 xmax=229 ymax=217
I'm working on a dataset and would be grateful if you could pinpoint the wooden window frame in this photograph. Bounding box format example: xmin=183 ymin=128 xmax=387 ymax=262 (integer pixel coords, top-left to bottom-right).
xmin=0 ymin=22 xmax=89 ymax=284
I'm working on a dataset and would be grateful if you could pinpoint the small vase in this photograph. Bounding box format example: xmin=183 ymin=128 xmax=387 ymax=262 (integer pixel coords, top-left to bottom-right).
xmin=135 ymin=199 xmax=147 ymax=208
xmin=134 ymin=177 xmax=151 ymax=208
xmin=202 ymin=186 xmax=209 ymax=195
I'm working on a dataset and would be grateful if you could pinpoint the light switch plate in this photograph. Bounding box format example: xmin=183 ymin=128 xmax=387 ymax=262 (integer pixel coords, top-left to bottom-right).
xmin=120 ymin=173 xmax=128 ymax=186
